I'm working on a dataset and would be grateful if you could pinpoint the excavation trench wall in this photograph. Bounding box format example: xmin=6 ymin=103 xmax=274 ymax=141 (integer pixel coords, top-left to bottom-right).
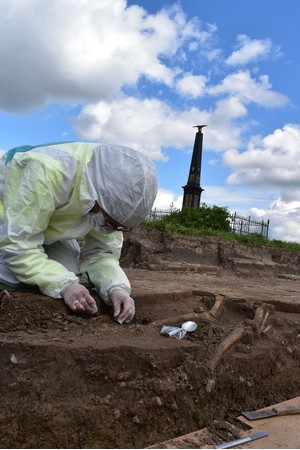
xmin=122 ymin=227 xmax=300 ymax=278
xmin=1 ymin=333 xmax=300 ymax=449
xmin=1 ymin=228 xmax=300 ymax=448
xmin=1 ymin=289 xmax=300 ymax=448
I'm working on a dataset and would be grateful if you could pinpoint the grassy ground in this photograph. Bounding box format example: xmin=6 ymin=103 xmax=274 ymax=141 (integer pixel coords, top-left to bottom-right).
xmin=142 ymin=219 xmax=300 ymax=252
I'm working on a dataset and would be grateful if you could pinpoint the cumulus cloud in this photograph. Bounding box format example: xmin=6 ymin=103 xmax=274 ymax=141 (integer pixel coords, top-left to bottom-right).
xmin=1 ymin=0 xmax=298 ymax=242
xmin=153 ymin=188 xmax=183 ymax=210
xmin=73 ymin=95 xmax=252 ymax=159
xmin=0 ymin=0 xmax=206 ymax=112
xmin=209 ymin=70 xmax=289 ymax=107
xmin=251 ymin=199 xmax=300 ymax=242
xmin=221 ymin=124 xmax=300 ymax=241
xmin=226 ymin=35 xmax=274 ymax=66
xmin=176 ymin=73 xmax=207 ymax=98
xmin=224 ymin=124 xmax=300 ymax=188
xmin=202 ymin=185 xmax=268 ymax=212
xmin=0 ymin=0 xmax=289 ymax=160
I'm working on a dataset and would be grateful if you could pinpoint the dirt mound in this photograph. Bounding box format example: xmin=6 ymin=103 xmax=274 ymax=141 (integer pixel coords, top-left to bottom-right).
xmin=1 ymin=227 xmax=300 ymax=448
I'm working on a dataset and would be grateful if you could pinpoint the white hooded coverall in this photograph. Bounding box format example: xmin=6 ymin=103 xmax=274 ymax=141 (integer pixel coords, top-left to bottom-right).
xmin=0 ymin=142 xmax=157 ymax=303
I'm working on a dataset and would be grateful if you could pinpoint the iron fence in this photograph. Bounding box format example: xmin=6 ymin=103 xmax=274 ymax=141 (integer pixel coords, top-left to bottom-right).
xmin=147 ymin=206 xmax=180 ymax=221
xmin=147 ymin=207 xmax=270 ymax=239
xmin=230 ymin=213 xmax=269 ymax=239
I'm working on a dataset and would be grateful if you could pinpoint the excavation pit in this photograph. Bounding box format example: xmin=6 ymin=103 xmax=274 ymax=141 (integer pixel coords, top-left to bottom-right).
xmin=1 ymin=284 xmax=300 ymax=448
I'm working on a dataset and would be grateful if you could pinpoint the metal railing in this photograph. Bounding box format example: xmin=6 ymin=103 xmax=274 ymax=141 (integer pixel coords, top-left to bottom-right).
xmin=230 ymin=213 xmax=270 ymax=239
xmin=147 ymin=207 xmax=270 ymax=239
xmin=147 ymin=206 xmax=180 ymax=221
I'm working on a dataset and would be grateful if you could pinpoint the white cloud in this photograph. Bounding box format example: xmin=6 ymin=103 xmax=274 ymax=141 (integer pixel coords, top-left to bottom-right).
xmin=73 ymin=96 xmax=195 ymax=160
xmin=154 ymin=183 xmax=300 ymax=243
xmin=224 ymin=124 xmax=300 ymax=188
xmin=209 ymin=70 xmax=289 ymax=107
xmin=0 ymin=0 xmax=205 ymax=112
xmin=73 ymin=95 xmax=253 ymax=159
xmin=213 ymin=96 xmax=248 ymax=122
xmin=176 ymin=73 xmax=207 ymax=98
xmin=154 ymin=184 xmax=271 ymax=226
xmin=221 ymin=124 xmax=300 ymax=241
xmin=202 ymin=185 xmax=268 ymax=213
xmin=206 ymin=48 xmax=222 ymax=61
xmin=251 ymin=199 xmax=300 ymax=242
xmin=1 ymin=0 xmax=298 ymax=243
xmin=153 ymin=188 xmax=183 ymax=210
xmin=226 ymin=35 xmax=273 ymax=66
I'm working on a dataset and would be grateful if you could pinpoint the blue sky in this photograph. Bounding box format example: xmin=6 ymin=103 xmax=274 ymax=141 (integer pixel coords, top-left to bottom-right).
xmin=1 ymin=0 xmax=300 ymax=241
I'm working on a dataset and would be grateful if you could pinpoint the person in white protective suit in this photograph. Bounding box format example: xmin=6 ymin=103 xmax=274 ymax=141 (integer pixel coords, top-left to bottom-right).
xmin=0 ymin=142 xmax=157 ymax=323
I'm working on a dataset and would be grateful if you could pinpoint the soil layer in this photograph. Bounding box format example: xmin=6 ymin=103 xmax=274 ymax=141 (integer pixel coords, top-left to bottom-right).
xmin=1 ymin=227 xmax=300 ymax=448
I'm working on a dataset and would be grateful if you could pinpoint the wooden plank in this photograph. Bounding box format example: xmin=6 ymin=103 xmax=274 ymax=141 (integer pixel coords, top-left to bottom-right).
xmin=146 ymin=397 xmax=300 ymax=449
xmin=237 ymin=396 xmax=300 ymax=449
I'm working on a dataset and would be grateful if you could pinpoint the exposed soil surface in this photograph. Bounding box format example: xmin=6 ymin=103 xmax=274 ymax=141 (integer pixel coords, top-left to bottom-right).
xmin=1 ymin=227 xmax=300 ymax=448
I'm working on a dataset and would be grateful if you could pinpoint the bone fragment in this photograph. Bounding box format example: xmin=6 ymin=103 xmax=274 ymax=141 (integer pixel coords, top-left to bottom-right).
xmin=252 ymin=304 xmax=274 ymax=336
xmin=151 ymin=311 xmax=211 ymax=328
xmin=209 ymin=324 xmax=247 ymax=372
xmin=0 ymin=290 xmax=11 ymax=308
xmin=151 ymin=293 xmax=224 ymax=327
xmin=209 ymin=294 xmax=224 ymax=319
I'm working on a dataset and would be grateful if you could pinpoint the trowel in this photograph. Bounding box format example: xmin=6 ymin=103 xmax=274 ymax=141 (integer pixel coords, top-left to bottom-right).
xmin=215 ymin=431 xmax=268 ymax=449
xmin=241 ymin=404 xmax=300 ymax=420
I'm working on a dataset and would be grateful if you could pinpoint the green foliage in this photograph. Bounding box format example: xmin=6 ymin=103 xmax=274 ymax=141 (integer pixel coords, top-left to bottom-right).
xmin=268 ymin=239 xmax=300 ymax=251
xmin=160 ymin=204 xmax=231 ymax=232
xmin=226 ymin=233 xmax=300 ymax=250
xmin=232 ymin=232 xmax=269 ymax=245
xmin=142 ymin=205 xmax=300 ymax=252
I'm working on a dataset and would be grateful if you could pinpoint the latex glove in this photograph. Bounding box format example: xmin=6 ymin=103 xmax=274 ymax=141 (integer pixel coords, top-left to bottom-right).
xmin=63 ymin=282 xmax=98 ymax=314
xmin=110 ymin=288 xmax=135 ymax=324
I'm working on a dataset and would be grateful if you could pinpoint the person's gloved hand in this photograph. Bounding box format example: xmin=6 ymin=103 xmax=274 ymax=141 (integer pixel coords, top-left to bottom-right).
xmin=110 ymin=288 xmax=135 ymax=324
xmin=62 ymin=282 xmax=98 ymax=314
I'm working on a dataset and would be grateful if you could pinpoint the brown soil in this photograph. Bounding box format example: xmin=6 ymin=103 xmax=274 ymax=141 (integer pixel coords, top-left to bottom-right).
xmin=1 ymin=227 xmax=300 ymax=448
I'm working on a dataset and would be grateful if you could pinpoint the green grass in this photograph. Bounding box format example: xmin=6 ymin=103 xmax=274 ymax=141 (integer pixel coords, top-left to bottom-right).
xmin=142 ymin=206 xmax=300 ymax=252
xmin=141 ymin=220 xmax=300 ymax=252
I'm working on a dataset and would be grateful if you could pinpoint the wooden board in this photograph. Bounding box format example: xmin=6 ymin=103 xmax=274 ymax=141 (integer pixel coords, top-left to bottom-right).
xmin=236 ymin=396 xmax=300 ymax=449
xmin=146 ymin=397 xmax=300 ymax=448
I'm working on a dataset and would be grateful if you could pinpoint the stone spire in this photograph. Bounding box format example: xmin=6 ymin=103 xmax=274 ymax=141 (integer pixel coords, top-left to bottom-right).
xmin=182 ymin=125 xmax=206 ymax=209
